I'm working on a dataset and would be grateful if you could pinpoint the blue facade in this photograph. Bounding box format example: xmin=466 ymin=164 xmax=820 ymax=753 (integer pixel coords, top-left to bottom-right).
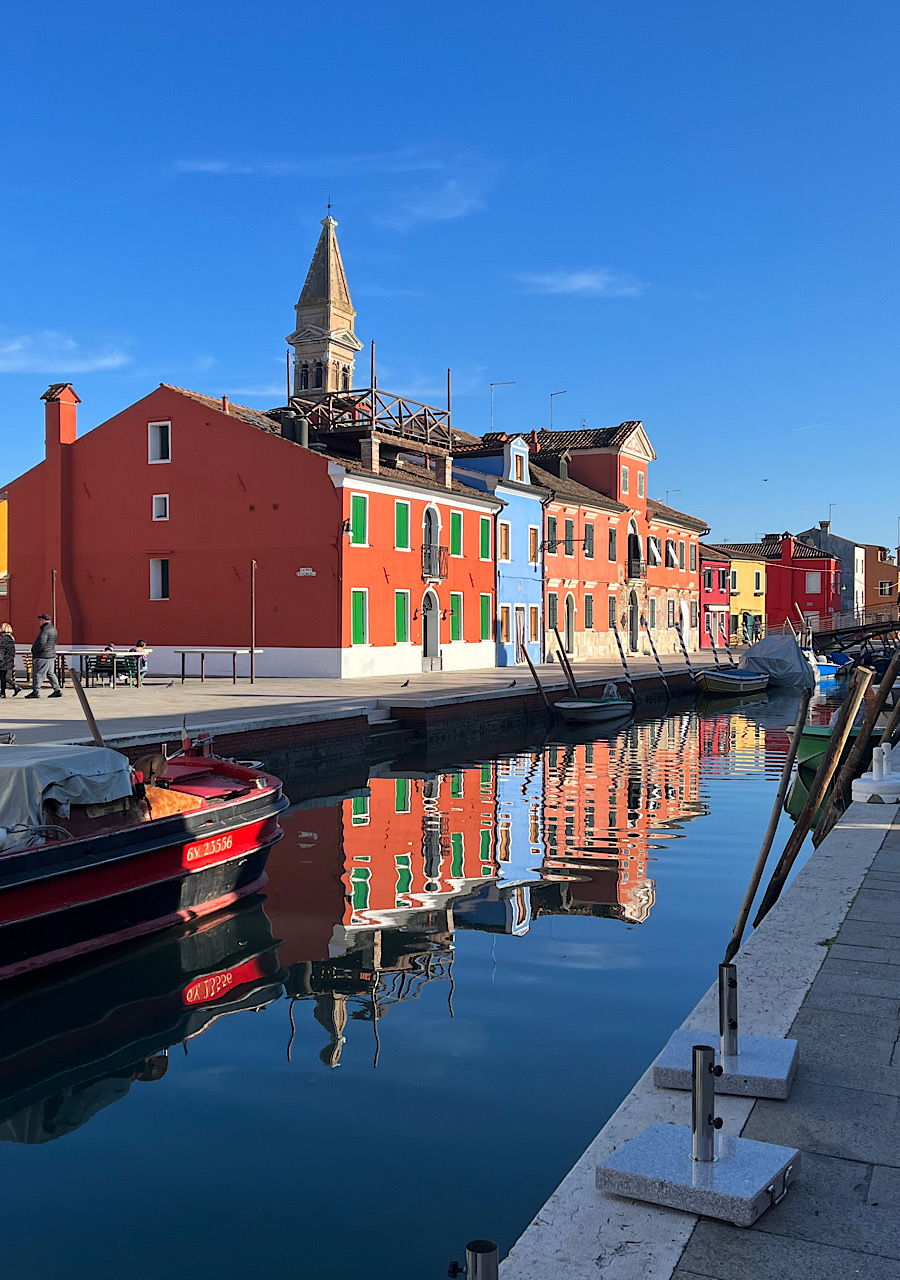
xmin=457 ymin=438 xmax=546 ymax=667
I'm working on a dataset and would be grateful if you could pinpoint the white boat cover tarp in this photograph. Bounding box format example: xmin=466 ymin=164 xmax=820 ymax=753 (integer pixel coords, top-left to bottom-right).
xmin=0 ymin=744 xmax=133 ymax=831
xmin=739 ymin=635 xmax=815 ymax=688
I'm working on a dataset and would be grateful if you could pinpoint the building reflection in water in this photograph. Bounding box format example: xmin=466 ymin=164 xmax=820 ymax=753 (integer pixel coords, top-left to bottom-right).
xmin=0 ymin=704 xmax=780 ymax=1132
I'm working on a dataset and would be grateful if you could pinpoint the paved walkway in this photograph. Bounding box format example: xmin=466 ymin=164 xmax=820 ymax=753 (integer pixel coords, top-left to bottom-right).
xmin=673 ymin=815 xmax=900 ymax=1279
xmin=2 ymin=651 xmax=706 ymax=747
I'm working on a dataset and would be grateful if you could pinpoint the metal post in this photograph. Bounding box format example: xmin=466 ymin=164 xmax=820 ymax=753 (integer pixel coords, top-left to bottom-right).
xmin=466 ymin=1240 xmax=499 ymax=1280
xmin=692 ymin=1045 xmax=719 ymax=1163
xmin=250 ymin=559 xmax=257 ymax=685
xmin=286 ymin=349 xmax=291 ymax=402
xmin=447 ymin=367 xmax=451 ymax=417
xmin=719 ymin=963 xmax=738 ymax=1058
xmin=489 ymin=381 xmax=516 ymax=433
xmin=50 ymin=568 xmax=57 ymax=628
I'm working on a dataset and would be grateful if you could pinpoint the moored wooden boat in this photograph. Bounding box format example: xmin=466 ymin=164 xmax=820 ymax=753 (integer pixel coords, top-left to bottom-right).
xmin=554 ymin=696 xmax=633 ymax=725
xmin=695 ymin=669 xmax=770 ymax=696
xmin=0 ymin=740 xmax=288 ymax=980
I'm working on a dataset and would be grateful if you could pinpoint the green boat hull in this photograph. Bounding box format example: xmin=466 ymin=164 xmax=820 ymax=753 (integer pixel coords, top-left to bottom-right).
xmin=796 ymin=724 xmax=862 ymax=769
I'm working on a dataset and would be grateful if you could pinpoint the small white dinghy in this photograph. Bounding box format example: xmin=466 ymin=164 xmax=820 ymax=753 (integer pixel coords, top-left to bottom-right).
xmin=555 ymin=683 xmax=634 ymax=725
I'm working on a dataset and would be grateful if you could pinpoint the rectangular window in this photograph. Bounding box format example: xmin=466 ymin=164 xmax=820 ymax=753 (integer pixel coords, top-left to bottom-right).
xmin=730 ymin=614 xmax=739 ymax=635
xmin=548 ymin=594 xmax=558 ymax=629
xmin=805 ymin=571 xmax=822 ymax=594
xmin=480 ymin=593 xmax=492 ymax=640
xmin=667 ymin=598 xmax=676 ymax=628
xmin=879 ymin=581 xmax=894 ymax=596
xmin=449 ymin=834 xmax=464 ymax=878
xmin=648 ymin=536 xmax=661 ymax=566
xmin=547 ymin=515 xmax=558 ymax=554
xmin=479 ymin=516 xmax=491 ymax=559
xmin=564 ymin=518 xmax=575 ymax=556
xmin=584 ymin=594 xmax=594 ymax=629
xmin=350 ymin=493 xmax=367 ymax=545
xmin=608 ymin=596 xmax=617 ymax=628
xmin=678 ymin=540 xmax=685 ymax=570
xmin=730 ymin=569 xmax=738 ymax=591
xmin=584 ymin=522 xmax=594 ymax=558
xmin=499 ymin=521 xmax=511 ymax=561
xmin=149 ymin=557 xmax=169 ymax=600
xmin=395 ymin=853 xmax=412 ymax=900
xmin=450 ymin=511 xmax=463 ymax=557
xmin=718 ymin=569 xmax=728 ymax=592
xmin=608 ymin=528 xmax=617 ymax=561
xmin=705 ymin=610 xmax=712 ymax=635
xmin=351 ymin=797 xmax=369 ymax=828
xmin=480 ymin=828 xmax=493 ymax=861
xmin=394 ymin=501 xmax=410 ymax=550
xmin=637 ymin=470 xmax=645 ymax=497
xmin=451 ymin=772 xmax=463 ymax=799
xmin=754 ymin=570 xmax=762 ymax=593
xmin=689 ymin=543 xmax=697 ymax=572
xmin=649 ymin=597 xmax=657 ymax=628
xmin=394 ymin=590 xmax=410 ymax=643
xmin=148 ymin=421 xmax=171 ymax=463
xmin=690 ymin=599 xmax=698 ymax=628
xmin=703 ymin=568 xmax=713 ymax=591
xmin=514 ymin=453 xmax=525 ymax=482
xmin=500 ymin=605 xmax=511 ymax=643
xmin=350 ymin=867 xmax=370 ymax=910
xmin=450 ymin=592 xmax=463 ymax=641
xmin=529 ymin=605 xmax=539 ymax=642
xmin=621 ymin=466 xmax=629 ymax=494
xmin=351 ymin=589 xmax=368 ymax=644
xmin=529 ymin=526 xmax=540 ymax=564
xmin=152 ymin=494 xmax=169 ymax=521
xmin=394 ymin=777 xmax=410 ymax=813
xmin=666 ymin=539 xmax=677 ymax=568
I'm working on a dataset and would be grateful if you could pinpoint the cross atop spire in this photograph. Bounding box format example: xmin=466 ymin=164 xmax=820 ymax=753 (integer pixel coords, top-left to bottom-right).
xmin=288 ymin=216 xmax=363 ymax=396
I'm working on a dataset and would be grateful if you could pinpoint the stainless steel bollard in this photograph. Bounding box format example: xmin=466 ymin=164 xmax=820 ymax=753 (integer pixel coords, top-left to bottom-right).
xmin=448 ymin=1240 xmax=499 ymax=1280
xmin=692 ymin=1044 xmax=722 ymax=1162
xmin=719 ymin=962 xmax=738 ymax=1058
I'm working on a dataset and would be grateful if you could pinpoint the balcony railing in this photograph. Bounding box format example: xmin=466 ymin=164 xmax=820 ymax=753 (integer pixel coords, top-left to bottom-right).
xmin=628 ymin=558 xmax=647 ymax=580
xmin=422 ymin=545 xmax=449 ymax=581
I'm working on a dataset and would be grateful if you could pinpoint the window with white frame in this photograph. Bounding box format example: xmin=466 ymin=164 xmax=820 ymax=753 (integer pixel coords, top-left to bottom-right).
xmin=637 ymin=470 xmax=645 ymax=497
xmin=805 ymin=571 xmax=822 ymax=594
xmin=754 ymin=570 xmax=763 ymax=593
xmin=649 ymin=597 xmax=657 ymax=628
xmin=703 ymin=568 xmax=713 ymax=591
xmin=499 ymin=522 xmax=511 ymax=561
xmin=730 ymin=569 xmax=738 ymax=591
xmin=879 ymin=581 xmax=894 ymax=596
xmin=514 ymin=453 xmax=526 ymax=482
xmin=152 ymin=494 xmax=169 ymax=521
xmin=667 ymin=598 xmax=676 ymax=627
xmin=647 ymin=536 xmax=662 ymax=566
xmin=149 ymin=558 xmax=169 ymax=600
xmin=666 ymin=539 xmax=678 ymax=568
xmin=148 ymin=422 xmax=171 ymax=463
xmin=718 ymin=569 xmax=728 ymax=592
xmin=621 ymin=465 xmax=629 ymax=494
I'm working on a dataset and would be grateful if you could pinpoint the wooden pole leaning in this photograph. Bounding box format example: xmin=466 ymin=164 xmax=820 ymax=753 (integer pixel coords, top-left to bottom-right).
xmin=753 ymin=665 xmax=874 ymax=928
xmin=552 ymin=625 xmax=580 ymax=698
xmin=611 ymin=624 xmax=637 ymax=703
xmin=674 ymin=622 xmax=698 ymax=683
xmin=641 ymin=616 xmax=670 ymax=698
xmin=722 ymin=685 xmax=813 ymax=964
xmin=522 ymin=648 xmax=552 ymax=714
xmin=69 ymin=671 xmax=106 ymax=748
xmin=814 ymin=648 xmax=900 ymax=844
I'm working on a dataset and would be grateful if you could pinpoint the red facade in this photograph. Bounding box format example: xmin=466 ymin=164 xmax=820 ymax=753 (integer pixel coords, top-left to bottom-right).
xmin=718 ymin=534 xmax=841 ymax=631
xmin=699 ymin=545 xmax=731 ymax=650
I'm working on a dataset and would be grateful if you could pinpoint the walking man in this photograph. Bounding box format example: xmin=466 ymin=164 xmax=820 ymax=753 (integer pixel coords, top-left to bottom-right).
xmin=26 ymin=614 xmax=62 ymax=699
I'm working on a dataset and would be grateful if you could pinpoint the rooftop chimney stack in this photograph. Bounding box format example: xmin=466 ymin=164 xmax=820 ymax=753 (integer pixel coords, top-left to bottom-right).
xmin=819 ymin=519 xmax=831 ymax=534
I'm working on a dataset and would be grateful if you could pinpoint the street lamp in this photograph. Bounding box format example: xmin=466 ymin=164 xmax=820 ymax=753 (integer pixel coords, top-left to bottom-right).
xmin=666 ymin=489 xmax=681 ymax=506
xmin=550 ymin=390 xmax=567 ymax=430
xmin=489 ymin=381 xmax=516 ymax=433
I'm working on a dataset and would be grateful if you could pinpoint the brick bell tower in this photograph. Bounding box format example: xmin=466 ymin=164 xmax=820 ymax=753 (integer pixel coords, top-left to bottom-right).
xmin=286 ymin=215 xmax=364 ymax=396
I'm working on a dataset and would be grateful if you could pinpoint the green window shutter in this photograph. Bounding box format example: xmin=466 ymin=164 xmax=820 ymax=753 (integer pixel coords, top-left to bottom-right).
xmin=350 ymin=867 xmax=370 ymax=909
xmin=548 ymin=593 xmax=558 ymax=629
xmin=395 ymin=854 xmax=412 ymax=900
xmin=480 ymin=516 xmax=491 ymax=559
xmin=450 ymin=593 xmax=462 ymax=641
xmin=395 ymin=502 xmax=409 ymax=549
xmin=394 ymin=591 xmax=408 ymax=643
xmin=451 ymin=511 xmax=462 ymax=556
xmin=350 ymin=494 xmax=367 ymax=545
xmin=480 ymin=829 xmax=493 ymax=861
xmin=480 ymin=594 xmax=491 ymax=640
xmin=451 ymin=772 xmax=463 ymax=798
xmin=351 ymin=590 xmax=367 ymax=644
xmin=450 ymin=833 xmax=464 ymax=878
xmin=480 ymin=763 xmax=491 ymax=792
xmin=394 ymin=777 xmax=410 ymax=812
xmin=351 ymin=795 xmax=369 ymax=824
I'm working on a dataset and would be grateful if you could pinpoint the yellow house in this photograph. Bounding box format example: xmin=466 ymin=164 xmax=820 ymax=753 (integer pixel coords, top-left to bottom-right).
xmin=0 ymin=489 xmax=7 ymax=592
xmin=706 ymin=544 xmax=766 ymax=643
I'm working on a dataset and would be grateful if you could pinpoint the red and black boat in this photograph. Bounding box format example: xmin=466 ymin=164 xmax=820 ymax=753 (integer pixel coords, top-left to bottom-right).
xmin=0 ymin=738 xmax=288 ymax=979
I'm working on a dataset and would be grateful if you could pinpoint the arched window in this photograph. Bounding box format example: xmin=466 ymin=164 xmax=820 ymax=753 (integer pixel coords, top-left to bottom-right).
xmin=341 ymin=367 xmax=350 ymax=391
xmin=299 ymin=365 xmax=309 ymax=391
xmin=314 ymin=363 xmax=323 ymax=389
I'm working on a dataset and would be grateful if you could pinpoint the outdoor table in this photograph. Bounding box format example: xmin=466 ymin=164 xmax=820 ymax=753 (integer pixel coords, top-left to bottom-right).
xmin=15 ymin=646 xmax=152 ymax=689
xmin=174 ymin=648 xmax=263 ymax=684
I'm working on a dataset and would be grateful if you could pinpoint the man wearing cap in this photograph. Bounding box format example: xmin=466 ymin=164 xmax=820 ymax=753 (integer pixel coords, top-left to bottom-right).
xmin=26 ymin=614 xmax=62 ymax=698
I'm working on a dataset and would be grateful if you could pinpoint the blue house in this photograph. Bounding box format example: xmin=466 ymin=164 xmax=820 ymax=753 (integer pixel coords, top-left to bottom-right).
xmin=455 ymin=436 xmax=548 ymax=667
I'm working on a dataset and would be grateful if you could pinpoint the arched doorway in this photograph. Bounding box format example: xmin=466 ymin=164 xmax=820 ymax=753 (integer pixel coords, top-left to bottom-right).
xmin=423 ymin=506 xmax=440 ymax=580
xmin=628 ymin=590 xmax=639 ymax=652
xmin=564 ymin=594 xmax=576 ymax=653
xmin=422 ymin=590 xmax=440 ymax=669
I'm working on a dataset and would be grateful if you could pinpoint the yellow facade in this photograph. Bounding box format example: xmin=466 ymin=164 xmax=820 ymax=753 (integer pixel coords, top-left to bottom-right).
xmin=727 ymin=555 xmax=766 ymax=641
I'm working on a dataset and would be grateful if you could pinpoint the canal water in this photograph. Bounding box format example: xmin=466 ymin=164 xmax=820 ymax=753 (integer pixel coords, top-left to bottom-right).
xmin=0 ymin=690 xmax=826 ymax=1279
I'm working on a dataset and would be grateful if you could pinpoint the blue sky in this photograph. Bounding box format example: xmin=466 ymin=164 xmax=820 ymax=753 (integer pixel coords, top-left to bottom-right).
xmin=2 ymin=1 xmax=898 ymax=545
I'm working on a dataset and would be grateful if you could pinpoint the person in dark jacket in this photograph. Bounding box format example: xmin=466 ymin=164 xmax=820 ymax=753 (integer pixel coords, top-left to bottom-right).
xmin=26 ymin=614 xmax=62 ymax=698
xmin=0 ymin=623 xmax=19 ymax=697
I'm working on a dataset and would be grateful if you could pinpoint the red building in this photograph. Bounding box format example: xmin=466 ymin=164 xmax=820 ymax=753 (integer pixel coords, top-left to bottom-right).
xmin=718 ymin=533 xmax=841 ymax=631
xmin=698 ymin=544 xmax=731 ymax=650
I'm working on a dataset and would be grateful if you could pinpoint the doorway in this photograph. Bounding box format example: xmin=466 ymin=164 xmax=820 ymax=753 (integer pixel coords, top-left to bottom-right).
xmin=514 ymin=605 xmax=526 ymax=663
xmin=422 ymin=590 xmax=440 ymax=671
xmin=564 ymin=594 xmax=575 ymax=653
xmin=628 ymin=590 xmax=639 ymax=652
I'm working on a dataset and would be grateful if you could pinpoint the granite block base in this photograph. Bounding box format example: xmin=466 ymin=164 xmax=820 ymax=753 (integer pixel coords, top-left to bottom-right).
xmin=596 ymin=1122 xmax=801 ymax=1227
xmin=652 ymin=1028 xmax=799 ymax=1099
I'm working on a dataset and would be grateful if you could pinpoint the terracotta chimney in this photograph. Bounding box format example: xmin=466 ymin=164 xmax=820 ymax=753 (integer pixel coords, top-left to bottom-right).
xmin=222 ymin=395 xmax=229 ymax=413
xmin=361 ymin=435 xmax=380 ymax=475
xmin=443 ymin=454 xmax=453 ymax=488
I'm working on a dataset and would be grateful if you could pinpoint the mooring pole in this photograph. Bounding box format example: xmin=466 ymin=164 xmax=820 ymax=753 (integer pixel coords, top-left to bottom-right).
xmin=250 ymin=558 xmax=257 ymax=685
xmin=691 ymin=1045 xmax=721 ymax=1163
xmin=674 ymin=622 xmax=698 ymax=683
xmin=719 ymin=963 xmax=738 ymax=1058
xmin=611 ymin=623 xmax=636 ymax=702
xmin=709 ymin=633 xmax=723 ymax=669
xmin=641 ymin=615 xmax=669 ymax=698
xmin=50 ymin=568 xmax=57 ymax=628
xmin=721 ymin=628 xmax=739 ymax=667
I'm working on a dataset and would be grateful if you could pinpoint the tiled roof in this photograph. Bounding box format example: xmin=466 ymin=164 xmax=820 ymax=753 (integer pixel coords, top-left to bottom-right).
xmin=529 ymin=462 xmax=628 ymax=513
xmin=703 ymin=544 xmax=765 ymax=562
xmin=698 ymin=542 xmax=731 ymax=562
xmin=334 ymin=455 xmax=501 ymax=504
xmin=646 ymin=498 xmax=709 ymax=533
xmin=161 ymin=385 xmax=283 ymax=433
xmin=455 ymin=423 xmax=643 ymax=456
xmin=718 ymin=537 xmax=832 ymax=561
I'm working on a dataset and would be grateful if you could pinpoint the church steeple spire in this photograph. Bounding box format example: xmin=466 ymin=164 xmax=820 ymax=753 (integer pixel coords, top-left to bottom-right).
xmin=287 ymin=216 xmax=364 ymax=396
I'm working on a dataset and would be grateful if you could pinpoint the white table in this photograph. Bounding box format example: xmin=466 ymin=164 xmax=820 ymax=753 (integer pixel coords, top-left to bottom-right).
xmin=174 ymin=648 xmax=263 ymax=684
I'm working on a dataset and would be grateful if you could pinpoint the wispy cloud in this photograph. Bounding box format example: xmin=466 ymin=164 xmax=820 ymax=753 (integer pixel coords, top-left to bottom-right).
xmin=377 ymin=179 xmax=485 ymax=232
xmin=515 ymin=269 xmax=646 ymax=298
xmin=0 ymin=331 xmax=130 ymax=374
xmin=173 ymin=148 xmax=447 ymax=179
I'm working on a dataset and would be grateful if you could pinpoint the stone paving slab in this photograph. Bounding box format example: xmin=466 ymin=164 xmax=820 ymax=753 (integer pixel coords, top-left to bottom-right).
xmin=675 ymin=1219 xmax=900 ymax=1280
xmin=743 ymin=1079 xmax=900 ymax=1166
